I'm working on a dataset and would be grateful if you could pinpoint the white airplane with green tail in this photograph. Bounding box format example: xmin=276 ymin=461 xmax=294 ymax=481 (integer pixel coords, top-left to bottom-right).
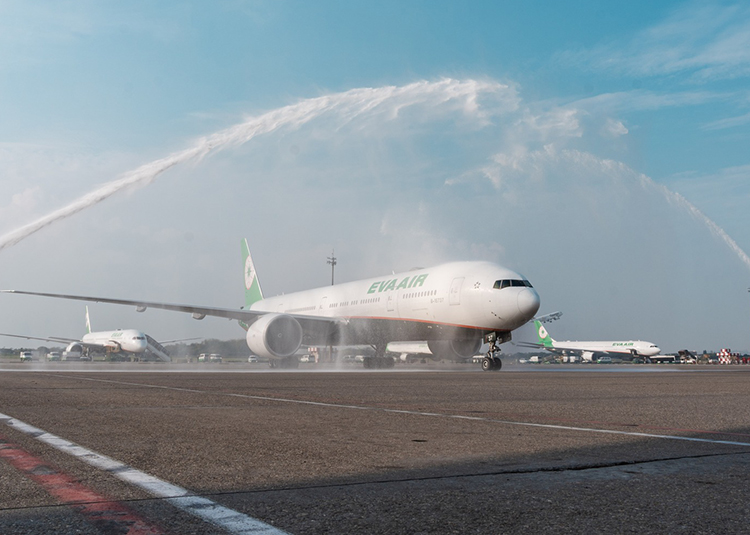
xmin=3 ymin=239 xmax=541 ymax=371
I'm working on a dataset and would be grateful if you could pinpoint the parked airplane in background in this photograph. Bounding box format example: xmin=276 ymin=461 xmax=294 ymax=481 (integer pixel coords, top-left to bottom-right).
xmin=519 ymin=320 xmax=660 ymax=361
xmin=0 ymin=307 xmax=172 ymax=361
xmin=2 ymin=239 xmax=541 ymax=371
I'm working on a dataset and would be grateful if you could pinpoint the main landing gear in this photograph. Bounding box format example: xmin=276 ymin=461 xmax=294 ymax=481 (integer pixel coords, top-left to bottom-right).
xmin=363 ymin=344 xmax=395 ymax=369
xmin=482 ymin=332 xmax=503 ymax=372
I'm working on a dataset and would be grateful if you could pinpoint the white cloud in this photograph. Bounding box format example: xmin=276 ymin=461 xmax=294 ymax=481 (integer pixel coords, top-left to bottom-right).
xmin=570 ymin=89 xmax=721 ymax=113
xmin=559 ymin=2 xmax=750 ymax=81
xmin=702 ymin=110 xmax=750 ymax=130
xmin=10 ymin=187 xmax=41 ymax=210
xmin=521 ymin=108 xmax=582 ymax=141
xmin=602 ymin=118 xmax=628 ymax=137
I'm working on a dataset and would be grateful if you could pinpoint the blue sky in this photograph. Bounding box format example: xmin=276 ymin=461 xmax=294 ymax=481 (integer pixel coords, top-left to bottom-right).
xmin=1 ymin=0 xmax=749 ymax=353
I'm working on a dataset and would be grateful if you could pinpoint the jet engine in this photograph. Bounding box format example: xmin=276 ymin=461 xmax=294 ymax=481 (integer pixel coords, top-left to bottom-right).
xmin=246 ymin=313 xmax=303 ymax=360
xmin=62 ymin=342 xmax=84 ymax=360
xmin=427 ymin=339 xmax=482 ymax=362
xmin=64 ymin=342 xmax=83 ymax=354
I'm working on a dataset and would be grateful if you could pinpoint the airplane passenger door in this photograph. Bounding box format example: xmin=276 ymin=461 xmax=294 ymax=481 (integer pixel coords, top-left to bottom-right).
xmin=449 ymin=277 xmax=464 ymax=306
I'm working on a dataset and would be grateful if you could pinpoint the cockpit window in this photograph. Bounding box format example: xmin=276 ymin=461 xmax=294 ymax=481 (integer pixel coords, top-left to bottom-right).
xmin=493 ymin=279 xmax=533 ymax=289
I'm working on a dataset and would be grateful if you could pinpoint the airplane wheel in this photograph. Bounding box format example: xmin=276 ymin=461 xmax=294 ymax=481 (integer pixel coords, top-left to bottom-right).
xmin=481 ymin=357 xmax=494 ymax=372
xmin=493 ymin=357 xmax=502 ymax=371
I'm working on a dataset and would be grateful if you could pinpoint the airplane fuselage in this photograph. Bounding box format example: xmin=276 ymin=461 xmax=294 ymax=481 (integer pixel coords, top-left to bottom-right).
xmin=82 ymin=329 xmax=148 ymax=353
xmin=250 ymin=261 xmax=540 ymax=346
xmin=552 ymin=340 xmax=660 ymax=357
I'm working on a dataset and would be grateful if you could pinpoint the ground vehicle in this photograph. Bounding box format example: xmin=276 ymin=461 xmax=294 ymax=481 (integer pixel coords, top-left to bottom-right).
xmin=299 ymin=354 xmax=311 ymax=363
xmin=47 ymin=352 xmax=61 ymax=361
xmin=209 ymin=354 xmax=222 ymax=363
xmin=248 ymin=355 xmax=259 ymax=363
xmin=597 ymin=356 xmax=612 ymax=364
xmin=20 ymin=351 xmax=33 ymax=362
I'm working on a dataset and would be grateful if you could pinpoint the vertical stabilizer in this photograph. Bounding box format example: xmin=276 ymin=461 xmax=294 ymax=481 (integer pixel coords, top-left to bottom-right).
xmin=85 ymin=306 xmax=92 ymax=334
xmin=534 ymin=320 xmax=555 ymax=348
xmin=241 ymin=238 xmax=264 ymax=308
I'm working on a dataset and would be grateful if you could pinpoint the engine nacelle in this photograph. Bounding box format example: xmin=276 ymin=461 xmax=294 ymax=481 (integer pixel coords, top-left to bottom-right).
xmin=246 ymin=313 xmax=303 ymax=360
xmin=64 ymin=342 xmax=83 ymax=354
xmin=427 ymin=339 xmax=482 ymax=362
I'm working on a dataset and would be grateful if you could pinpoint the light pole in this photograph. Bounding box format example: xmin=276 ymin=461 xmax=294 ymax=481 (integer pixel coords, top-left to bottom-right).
xmin=327 ymin=250 xmax=337 ymax=286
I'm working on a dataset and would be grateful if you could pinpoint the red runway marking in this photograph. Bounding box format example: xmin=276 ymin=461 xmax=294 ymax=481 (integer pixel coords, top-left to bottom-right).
xmin=0 ymin=434 xmax=167 ymax=535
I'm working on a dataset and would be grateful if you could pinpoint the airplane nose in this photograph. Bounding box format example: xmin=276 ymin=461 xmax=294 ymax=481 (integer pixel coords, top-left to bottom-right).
xmin=517 ymin=288 xmax=540 ymax=321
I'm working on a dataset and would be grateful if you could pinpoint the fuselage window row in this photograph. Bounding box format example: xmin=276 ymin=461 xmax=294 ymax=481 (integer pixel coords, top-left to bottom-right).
xmin=404 ymin=289 xmax=436 ymax=299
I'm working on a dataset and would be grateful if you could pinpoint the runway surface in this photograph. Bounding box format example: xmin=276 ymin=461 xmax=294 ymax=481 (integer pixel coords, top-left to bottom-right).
xmin=1 ymin=363 xmax=750 ymax=533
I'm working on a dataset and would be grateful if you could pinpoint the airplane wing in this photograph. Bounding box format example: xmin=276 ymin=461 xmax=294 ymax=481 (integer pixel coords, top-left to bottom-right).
xmin=514 ymin=341 xmax=557 ymax=351
xmin=0 ymin=333 xmax=78 ymax=344
xmin=1 ymin=290 xmax=343 ymax=345
xmin=157 ymin=337 xmax=203 ymax=345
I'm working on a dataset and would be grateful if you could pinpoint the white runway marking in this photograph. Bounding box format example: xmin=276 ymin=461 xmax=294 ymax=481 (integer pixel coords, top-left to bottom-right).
xmin=0 ymin=412 xmax=288 ymax=535
xmin=61 ymin=375 xmax=750 ymax=449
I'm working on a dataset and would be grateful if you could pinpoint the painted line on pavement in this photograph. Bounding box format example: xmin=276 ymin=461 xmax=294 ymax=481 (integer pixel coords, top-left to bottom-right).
xmin=0 ymin=412 xmax=287 ymax=535
xmin=0 ymin=433 xmax=166 ymax=534
xmin=59 ymin=375 xmax=750 ymax=449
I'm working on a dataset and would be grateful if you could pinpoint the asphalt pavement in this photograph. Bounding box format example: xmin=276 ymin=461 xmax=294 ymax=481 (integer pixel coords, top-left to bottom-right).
xmin=1 ymin=363 xmax=749 ymax=534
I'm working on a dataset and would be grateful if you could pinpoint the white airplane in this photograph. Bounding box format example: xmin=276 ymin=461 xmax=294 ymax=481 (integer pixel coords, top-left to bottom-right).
xmin=0 ymin=306 xmax=171 ymax=361
xmin=2 ymin=239 xmax=541 ymax=371
xmin=519 ymin=320 xmax=660 ymax=362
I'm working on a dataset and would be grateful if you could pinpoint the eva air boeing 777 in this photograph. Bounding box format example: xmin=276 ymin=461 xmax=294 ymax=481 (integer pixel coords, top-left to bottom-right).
xmin=519 ymin=320 xmax=660 ymax=361
xmin=3 ymin=239 xmax=540 ymax=371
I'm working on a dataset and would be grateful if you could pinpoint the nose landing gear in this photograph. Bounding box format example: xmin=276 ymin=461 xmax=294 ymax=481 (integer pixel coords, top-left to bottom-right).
xmin=482 ymin=332 xmax=505 ymax=372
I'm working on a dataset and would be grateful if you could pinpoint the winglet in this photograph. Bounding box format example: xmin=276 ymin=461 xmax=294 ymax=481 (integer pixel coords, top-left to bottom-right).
xmin=241 ymin=238 xmax=264 ymax=308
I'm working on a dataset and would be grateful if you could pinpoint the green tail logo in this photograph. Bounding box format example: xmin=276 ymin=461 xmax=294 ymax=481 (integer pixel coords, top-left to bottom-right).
xmin=534 ymin=320 xmax=554 ymax=348
xmin=241 ymin=238 xmax=264 ymax=308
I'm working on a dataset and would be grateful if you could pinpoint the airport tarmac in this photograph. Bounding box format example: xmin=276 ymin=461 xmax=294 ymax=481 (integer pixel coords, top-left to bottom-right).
xmin=1 ymin=364 xmax=750 ymax=534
